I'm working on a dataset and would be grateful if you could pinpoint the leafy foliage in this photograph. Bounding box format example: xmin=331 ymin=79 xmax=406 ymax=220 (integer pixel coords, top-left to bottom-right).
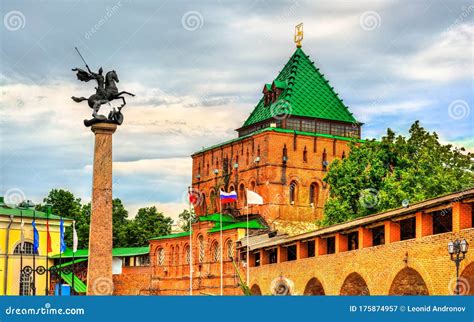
xmin=38 ymin=189 xmax=173 ymax=249
xmin=177 ymin=208 xmax=197 ymax=231
xmin=322 ymin=121 xmax=474 ymax=226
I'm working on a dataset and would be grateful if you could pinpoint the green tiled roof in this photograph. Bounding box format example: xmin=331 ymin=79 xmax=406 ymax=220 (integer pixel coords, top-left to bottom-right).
xmin=199 ymin=213 xmax=236 ymax=223
xmin=0 ymin=197 xmax=72 ymax=221
xmin=52 ymin=246 xmax=150 ymax=259
xmin=59 ymin=271 xmax=87 ymax=293
xmin=149 ymin=231 xmax=191 ymax=240
xmin=243 ymin=47 xmax=357 ymax=128
xmin=208 ymin=219 xmax=267 ymax=233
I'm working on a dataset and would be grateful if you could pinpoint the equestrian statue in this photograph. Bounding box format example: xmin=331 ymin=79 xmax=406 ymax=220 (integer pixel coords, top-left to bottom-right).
xmin=71 ymin=47 xmax=135 ymax=127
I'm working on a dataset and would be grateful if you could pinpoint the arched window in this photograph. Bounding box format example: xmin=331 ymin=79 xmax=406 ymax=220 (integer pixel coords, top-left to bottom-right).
xmin=198 ymin=235 xmax=205 ymax=263
xmin=14 ymin=242 xmax=37 ymax=255
xmin=202 ymin=192 xmax=207 ymax=214
xmin=309 ymin=183 xmax=319 ymax=207
xmin=282 ymin=145 xmax=288 ymax=163
xmin=170 ymin=246 xmax=175 ymax=266
xmin=19 ymin=271 xmax=32 ymax=296
xmin=211 ymin=241 xmax=220 ymax=262
xmin=289 ymin=181 xmax=297 ymax=205
xmin=175 ymin=246 xmax=180 ymax=266
xmin=226 ymin=239 xmax=234 ymax=260
xmin=185 ymin=245 xmax=191 ymax=264
xmin=157 ymin=248 xmax=165 ymax=266
xmin=239 ymin=183 xmax=246 ymax=208
xmin=342 ymin=151 xmax=346 ymax=159
xmin=210 ymin=190 xmax=216 ymax=213
xmin=303 ymin=146 xmax=308 ymax=162
xmin=322 ymin=149 xmax=328 ymax=171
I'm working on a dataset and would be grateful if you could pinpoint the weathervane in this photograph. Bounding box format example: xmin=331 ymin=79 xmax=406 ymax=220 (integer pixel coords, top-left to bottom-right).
xmin=294 ymin=23 xmax=303 ymax=48
xmin=71 ymin=47 xmax=135 ymax=127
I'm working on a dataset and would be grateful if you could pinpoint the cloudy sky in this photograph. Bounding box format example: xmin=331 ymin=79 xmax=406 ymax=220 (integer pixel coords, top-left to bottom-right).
xmin=1 ymin=0 xmax=472 ymax=221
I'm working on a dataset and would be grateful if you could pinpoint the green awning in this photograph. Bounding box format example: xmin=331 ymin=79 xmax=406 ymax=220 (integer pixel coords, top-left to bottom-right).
xmin=208 ymin=219 xmax=267 ymax=233
xmin=199 ymin=213 xmax=236 ymax=223
xmin=50 ymin=258 xmax=87 ymax=270
xmin=52 ymin=246 xmax=150 ymax=259
xmin=149 ymin=231 xmax=191 ymax=240
xmin=59 ymin=271 xmax=87 ymax=293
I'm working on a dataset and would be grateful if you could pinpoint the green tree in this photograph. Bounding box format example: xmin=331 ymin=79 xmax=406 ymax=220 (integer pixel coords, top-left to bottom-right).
xmin=112 ymin=199 xmax=129 ymax=247
xmin=123 ymin=206 xmax=173 ymax=247
xmin=177 ymin=208 xmax=197 ymax=231
xmin=37 ymin=189 xmax=83 ymax=249
xmin=38 ymin=189 xmax=135 ymax=249
xmin=322 ymin=121 xmax=474 ymax=226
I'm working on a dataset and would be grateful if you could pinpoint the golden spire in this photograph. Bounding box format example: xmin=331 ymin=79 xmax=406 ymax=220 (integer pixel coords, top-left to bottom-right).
xmin=294 ymin=23 xmax=303 ymax=48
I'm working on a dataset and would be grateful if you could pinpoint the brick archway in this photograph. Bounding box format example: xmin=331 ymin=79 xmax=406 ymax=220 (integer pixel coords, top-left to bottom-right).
xmin=250 ymin=284 xmax=262 ymax=295
xmin=303 ymin=277 xmax=325 ymax=295
xmin=389 ymin=267 xmax=429 ymax=295
xmin=459 ymin=262 xmax=474 ymax=295
xmin=340 ymin=272 xmax=369 ymax=295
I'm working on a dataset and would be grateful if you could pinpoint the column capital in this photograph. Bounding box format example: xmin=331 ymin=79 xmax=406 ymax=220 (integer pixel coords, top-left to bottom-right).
xmin=91 ymin=122 xmax=117 ymax=135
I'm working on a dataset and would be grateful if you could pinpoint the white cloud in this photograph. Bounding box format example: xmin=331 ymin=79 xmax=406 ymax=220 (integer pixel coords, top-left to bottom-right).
xmin=395 ymin=23 xmax=473 ymax=82
xmin=352 ymin=99 xmax=434 ymax=122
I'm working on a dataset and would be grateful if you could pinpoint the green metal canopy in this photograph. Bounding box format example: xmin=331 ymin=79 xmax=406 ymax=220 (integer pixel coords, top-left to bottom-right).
xmin=50 ymin=258 xmax=88 ymax=270
xmin=208 ymin=219 xmax=267 ymax=233
xmin=52 ymin=246 xmax=150 ymax=259
xmin=59 ymin=271 xmax=87 ymax=293
xmin=242 ymin=47 xmax=357 ymax=128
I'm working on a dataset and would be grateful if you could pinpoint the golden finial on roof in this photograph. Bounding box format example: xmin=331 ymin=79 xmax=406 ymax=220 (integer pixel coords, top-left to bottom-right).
xmin=294 ymin=23 xmax=303 ymax=48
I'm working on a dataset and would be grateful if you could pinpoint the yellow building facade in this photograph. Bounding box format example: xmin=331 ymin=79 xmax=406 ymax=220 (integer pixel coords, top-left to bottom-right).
xmin=0 ymin=197 xmax=71 ymax=295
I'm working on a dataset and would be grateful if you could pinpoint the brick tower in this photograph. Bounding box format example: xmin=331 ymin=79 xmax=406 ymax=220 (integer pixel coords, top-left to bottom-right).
xmin=191 ymin=43 xmax=361 ymax=233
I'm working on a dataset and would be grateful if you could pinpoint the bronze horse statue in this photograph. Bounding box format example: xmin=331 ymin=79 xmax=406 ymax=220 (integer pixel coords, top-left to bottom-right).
xmin=72 ymin=69 xmax=135 ymax=121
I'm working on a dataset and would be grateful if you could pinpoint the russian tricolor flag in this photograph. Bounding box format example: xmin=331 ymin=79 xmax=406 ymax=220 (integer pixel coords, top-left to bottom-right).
xmin=220 ymin=190 xmax=237 ymax=204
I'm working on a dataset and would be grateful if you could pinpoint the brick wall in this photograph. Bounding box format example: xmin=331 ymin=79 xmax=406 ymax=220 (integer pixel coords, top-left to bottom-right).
xmin=113 ymin=266 xmax=151 ymax=295
xmin=191 ymin=130 xmax=350 ymax=222
xmin=248 ymin=201 xmax=474 ymax=296
xmin=147 ymin=220 xmax=244 ymax=295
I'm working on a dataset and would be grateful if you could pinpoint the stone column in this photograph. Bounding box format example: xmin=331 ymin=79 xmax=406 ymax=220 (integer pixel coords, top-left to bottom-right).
xmin=87 ymin=122 xmax=117 ymax=295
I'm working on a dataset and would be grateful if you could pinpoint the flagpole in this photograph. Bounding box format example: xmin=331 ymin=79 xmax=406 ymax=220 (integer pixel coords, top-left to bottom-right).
xmin=188 ymin=187 xmax=193 ymax=296
xmin=72 ymin=220 xmax=75 ymax=296
xmin=32 ymin=209 xmax=36 ymax=296
xmin=246 ymin=194 xmax=250 ymax=286
xmin=20 ymin=209 xmax=23 ymax=296
xmin=45 ymin=209 xmax=49 ymax=296
xmin=58 ymin=214 xmax=62 ymax=296
xmin=72 ymin=250 xmax=75 ymax=296
xmin=219 ymin=192 xmax=223 ymax=296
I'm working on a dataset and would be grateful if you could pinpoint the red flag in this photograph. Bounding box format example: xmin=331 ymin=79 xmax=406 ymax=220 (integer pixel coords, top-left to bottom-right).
xmin=189 ymin=193 xmax=198 ymax=205
xmin=46 ymin=221 xmax=52 ymax=253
